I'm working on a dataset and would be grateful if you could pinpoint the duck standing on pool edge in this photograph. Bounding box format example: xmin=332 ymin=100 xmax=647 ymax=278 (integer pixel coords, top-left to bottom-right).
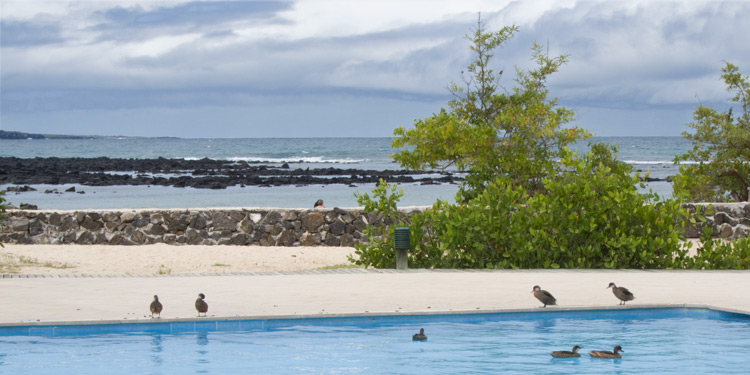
xmin=150 ymin=295 xmax=163 ymax=318
xmin=195 ymin=293 xmax=208 ymax=317
xmin=608 ymin=282 xmax=635 ymax=305
xmin=532 ymin=285 xmax=557 ymax=307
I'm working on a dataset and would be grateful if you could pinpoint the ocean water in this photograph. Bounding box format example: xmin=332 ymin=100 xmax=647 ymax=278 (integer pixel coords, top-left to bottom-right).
xmin=0 ymin=137 xmax=396 ymax=169
xmin=0 ymin=137 xmax=690 ymax=210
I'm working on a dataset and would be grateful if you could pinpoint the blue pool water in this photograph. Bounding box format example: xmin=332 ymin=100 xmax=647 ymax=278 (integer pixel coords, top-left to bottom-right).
xmin=2 ymin=308 xmax=749 ymax=374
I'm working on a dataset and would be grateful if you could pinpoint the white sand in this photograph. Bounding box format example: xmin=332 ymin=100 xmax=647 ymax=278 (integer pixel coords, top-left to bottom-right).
xmin=0 ymin=244 xmax=357 ymax=276
xmin=2 ymin=269 xmax=750 ymax=323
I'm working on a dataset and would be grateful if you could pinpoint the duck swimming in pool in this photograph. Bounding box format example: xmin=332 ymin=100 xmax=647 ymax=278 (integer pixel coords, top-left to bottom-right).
xmin=550 ymin=345 xmax=582 ymax=358
xmin=412 ymin=328 xmax=427 ymax=341
xmin=589 ymin=345 xmax=623 ymax=359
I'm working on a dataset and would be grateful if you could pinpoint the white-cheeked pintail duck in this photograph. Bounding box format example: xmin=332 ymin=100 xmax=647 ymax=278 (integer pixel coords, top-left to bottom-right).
xmin=589 ymin=345 xmax=623 ymax=359
xmin=532 ymin=285 xmax=557 ymax=307
xmin=412 ymin=328 xmax=427 ymax=341
xmin=550 ymin=345 xmax=582 ymax=358
xmin=150 ymin=295 xmax=163 ymax=318
xmin=608 ymin=282 xmax=635 ymax=305
xmin=195 ymin=293 xmax=208 ymax=317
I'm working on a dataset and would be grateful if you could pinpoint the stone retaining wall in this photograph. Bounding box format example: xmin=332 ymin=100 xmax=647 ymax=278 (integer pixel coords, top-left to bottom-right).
xmin=683 ymin=203 xmax=750 ymax=240
xmin=0 ymin=203 xmax=748 ymax=246
xmin=0 ymin=208 xmax=413 ymax=247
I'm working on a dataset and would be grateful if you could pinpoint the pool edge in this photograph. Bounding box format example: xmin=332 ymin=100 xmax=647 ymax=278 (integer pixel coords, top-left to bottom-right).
xmin=2 ymin=303 xmax=747 ymax=331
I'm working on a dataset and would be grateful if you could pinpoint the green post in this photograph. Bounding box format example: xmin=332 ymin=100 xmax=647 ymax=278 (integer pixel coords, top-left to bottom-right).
xmin=394 ymin=227 xmax=410 ymax=270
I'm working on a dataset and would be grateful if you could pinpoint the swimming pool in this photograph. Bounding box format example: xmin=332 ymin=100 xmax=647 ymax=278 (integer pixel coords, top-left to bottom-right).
xmin=2 ymin=308 xmax=749 ymax=374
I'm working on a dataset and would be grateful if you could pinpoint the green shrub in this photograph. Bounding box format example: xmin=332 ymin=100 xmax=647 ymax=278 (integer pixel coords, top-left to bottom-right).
xmin=348 ymin=179 xmax=407 ymax=268
xmin=691 ymin=238 xmax=750 ymax=269
xmin=686 ymin=223 xmax=750 ymax=269
xmin=517 ymin=144 xmax=689 ymax=269
xmin=352 ymin=144 xmax=693 ymax=269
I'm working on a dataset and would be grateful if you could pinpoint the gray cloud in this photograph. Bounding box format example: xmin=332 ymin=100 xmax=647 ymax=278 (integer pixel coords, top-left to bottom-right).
xmin=520 ymin=1 xmax=750 ymax=110
xmin=90 ymin=1 xmax=293 ymax=42
xmin=2 ymin=12 xmax=464 ymax=115
xmin=2 ymin=0 xmax=749 ymax=137
xmin=1 ymin=85 xmax=447 ymax=115
xmin=0 ymin=19 xmax=64 ymax=46
xmin=97 ymin=1 xmax=291 ymax=28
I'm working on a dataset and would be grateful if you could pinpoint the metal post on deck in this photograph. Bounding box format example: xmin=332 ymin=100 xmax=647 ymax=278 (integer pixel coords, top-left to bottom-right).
xmin=394 ymin=227 xmax=410 ymax=270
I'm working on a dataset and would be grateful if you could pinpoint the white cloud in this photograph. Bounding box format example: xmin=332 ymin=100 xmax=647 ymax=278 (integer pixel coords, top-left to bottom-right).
xmin=124 ymin=32 xmax=202 ymax=57
xmin=277 ymin=0 xmax=507 ymax=40
xmin=2 ymin=0 xmax=749 ymax=137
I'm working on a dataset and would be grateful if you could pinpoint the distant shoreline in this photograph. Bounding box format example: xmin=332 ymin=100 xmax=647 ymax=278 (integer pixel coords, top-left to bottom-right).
xmin=0 ymin=130 xmax=178 ymax=140
xmin=1 ymin=130 xmax=687 ymax=141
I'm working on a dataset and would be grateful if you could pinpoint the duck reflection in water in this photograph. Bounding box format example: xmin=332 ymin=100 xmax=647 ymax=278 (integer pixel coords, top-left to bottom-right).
xmin=150 ymin=334 xmax=164 ymax=367
xmin=533 ymin=318 xmax=556 ymax=332
xmin=196 ymin=332 xmax=209 ymax=346
xmin=195 ymin=332 xmax=210 ymax=369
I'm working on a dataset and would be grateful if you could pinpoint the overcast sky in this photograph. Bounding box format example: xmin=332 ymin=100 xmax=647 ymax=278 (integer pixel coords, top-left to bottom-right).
xmin=2 ymin=0 xmax=749 ymax=138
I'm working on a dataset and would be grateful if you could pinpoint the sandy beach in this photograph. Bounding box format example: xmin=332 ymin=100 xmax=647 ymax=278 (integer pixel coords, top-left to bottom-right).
xmin=0 ymin=244 xmax=357 ymax=276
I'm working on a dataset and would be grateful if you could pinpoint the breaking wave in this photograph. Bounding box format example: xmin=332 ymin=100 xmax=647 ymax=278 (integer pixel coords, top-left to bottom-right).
xmin=227 ymin=156 xmax=366 ymax=164
xmin=623 ymin=160 xmax=700 ymax=165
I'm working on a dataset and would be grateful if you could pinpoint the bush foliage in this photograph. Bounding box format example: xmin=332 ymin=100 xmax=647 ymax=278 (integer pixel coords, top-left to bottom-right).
xmin=351 ymin=146 xmax=698 ymax=269
xmin=348 ymin=180 xmax=407 ymax=269
xmin=684 ymin=224 xmax=750 ymax=269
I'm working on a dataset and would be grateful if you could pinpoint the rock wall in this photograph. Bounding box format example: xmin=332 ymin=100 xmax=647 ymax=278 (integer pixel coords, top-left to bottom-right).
xmin=1 ymin=203 xmax=748 ymax=246
xmin=683 ymin=203 xmax=750 ymax=240
xmin=0 ymin=208 xmax=402 ymax=247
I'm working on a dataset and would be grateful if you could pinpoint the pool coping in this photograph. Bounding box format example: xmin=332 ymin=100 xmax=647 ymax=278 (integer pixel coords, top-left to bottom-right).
xmin=2 ymin=303 xmax=748 ymax=330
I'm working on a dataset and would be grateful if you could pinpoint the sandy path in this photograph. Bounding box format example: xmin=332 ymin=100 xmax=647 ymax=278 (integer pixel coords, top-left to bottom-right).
xmin=0 ymin=240 xmax=708 ymax=276
xmin=0 ymin=244 xmax=357 ymax=276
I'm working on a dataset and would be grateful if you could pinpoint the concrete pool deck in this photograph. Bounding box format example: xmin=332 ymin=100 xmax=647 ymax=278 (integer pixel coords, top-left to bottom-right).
xmin=2 ymin=269 xmax=750 ymax=325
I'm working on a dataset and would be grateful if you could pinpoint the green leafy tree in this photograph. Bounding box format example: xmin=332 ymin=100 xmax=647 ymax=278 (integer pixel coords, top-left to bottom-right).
xmin=673 ymin=62 xmax=750 ymax=202
xmin=392 ymin=16 xmax=590 ymax=201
